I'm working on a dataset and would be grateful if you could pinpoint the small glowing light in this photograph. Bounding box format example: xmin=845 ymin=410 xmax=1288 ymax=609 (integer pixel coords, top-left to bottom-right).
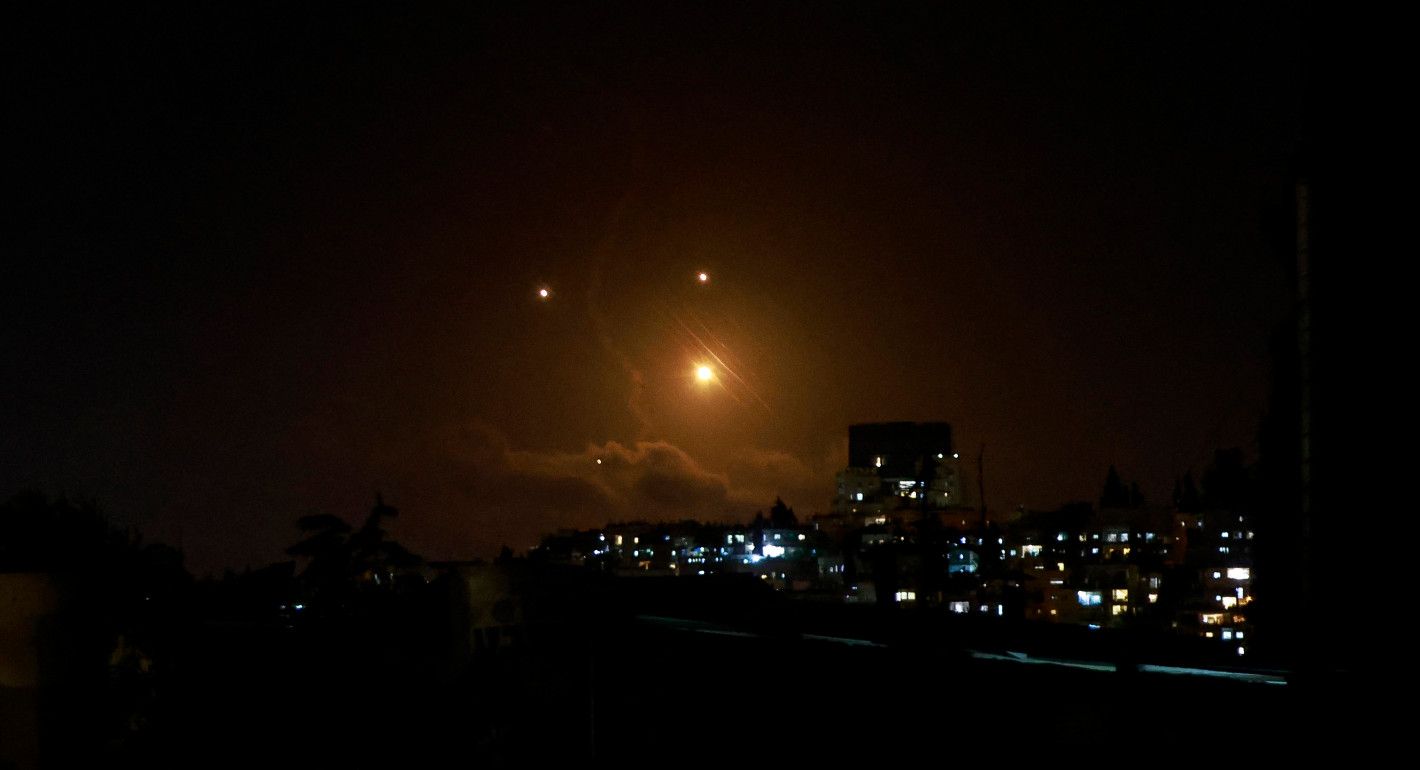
xmin=953 ymin=453 xmax=959 ymax=459
xmin=595 ymin=458 xmax=602 ymax=465
xmin=293 ymin=604 xmax=304 ymax=611
xmin=697 ymin=271 xmax=709 ymax=283
xmin=537 ymin=287 xmax=550 ymax=299
xmin=695 ymin=365 xmax=713 ymax=382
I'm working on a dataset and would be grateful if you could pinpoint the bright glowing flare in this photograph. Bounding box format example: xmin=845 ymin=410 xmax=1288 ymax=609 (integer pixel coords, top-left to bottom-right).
xmin=537 ymin=287 xmax=550 ymax=299
xmin=695 ymin=365 xmax=713 ymax=382
xmin=697 ymin=272 xmax=709 ymax=283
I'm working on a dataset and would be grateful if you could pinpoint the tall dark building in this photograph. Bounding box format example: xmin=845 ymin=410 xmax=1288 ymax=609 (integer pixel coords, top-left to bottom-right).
xmin=836 ymin=422 xmax=964 ymax=514
xmin=848 ymin=422 xmax=954 ymax=478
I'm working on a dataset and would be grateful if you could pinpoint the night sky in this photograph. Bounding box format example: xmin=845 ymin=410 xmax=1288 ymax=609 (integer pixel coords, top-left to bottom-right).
xmin=7 ymin=4 xmax=1306 ymax=574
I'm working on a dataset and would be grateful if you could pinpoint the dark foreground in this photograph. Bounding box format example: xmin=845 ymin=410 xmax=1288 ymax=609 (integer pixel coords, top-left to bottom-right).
xmin=8 ymin=571 xmax=1370 ymax=768
xmin=123 ymin=588 xmax=1364 ymax=766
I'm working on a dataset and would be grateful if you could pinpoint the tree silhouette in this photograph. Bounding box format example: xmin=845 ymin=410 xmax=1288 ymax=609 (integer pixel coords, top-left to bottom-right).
xmin=1173 ymin=472 xmax=1202 ymax=512
xmin=286 ymin=496 xmax=422 ymax=610
xmin=1099 ymin=465 xmax=1130 ymax=509
xmin=769 ymin=497 xmax=797 ymax=528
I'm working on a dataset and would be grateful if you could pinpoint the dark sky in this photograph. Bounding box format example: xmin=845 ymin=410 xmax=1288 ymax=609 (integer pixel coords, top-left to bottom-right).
xmin=6 ymin=3 xmax=1306 ymax=574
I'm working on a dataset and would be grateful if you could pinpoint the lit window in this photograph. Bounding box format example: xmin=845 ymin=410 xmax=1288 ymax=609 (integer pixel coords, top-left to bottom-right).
xmin=1050 ymin=579 xmax=1065 ymax=585
xmin=1122 ymin=547 xmax=1131 ymax=556
xmin=1144 ymin=532 xmax=1155 ymax=541
xmin=1056 ymin=533 xmax=1066 ymax=542
xmin=855 ymin=492 xmax=864 ymax=501
xmin=1213 ymin=571 xmax=1222 ymax=579
xmin=1222 ymin=629 xmax=1234 ymax=640
xmin=773 ymin=533 xmax=781 ymax=541
xmin=874 ymin=456 xmax=882 ymax=468
xmin=1205 ymin=632 xmax=1215 ymax=638
xmin=1091 ymin=547 xmax=1099 ymax=555
xmin=1219 ymin=546 xmax=1230 ymax=554
xmin=949 ymin=601 xmax=969 ymax=614
xmin=615 ymin=535 xmax=624 ymax=546
xmin=798 ymin=533 xmax=806 ymax=541
xmin=633 ymin=536 xmax=639 ymax=544
xmin=1222 ymin=531 xmax=1230 ymax=539
xmin=1227 ymin=567 xmax=1250 ymax=580
xmin=1119 ymin=533 xmax=1129 ymax=543
xmin=1111 ymin=605 xmax=1126 ymax=616
xmin=1147 ymin=593 xmax=1158 ymax=603
xmin=1112 ymin=589 xmax=1128 ymax=602
xmin=1077 ymin=591 xmax=1102 ymax=606
xmin=1106 ymin=533 xmax=1118 ymax=543
xmin=1049 ymin=609 xmax=1058 ymax=616
xmin=1200 ymin=613 xmax=1224 ymax=625
xmin=1057 ymin=562 xmax=1066 ymax=571
xmin=1221 ymin=596 xmax=1236 ymax=609
xmin=1237 ymin=647 xmax=1246 ymax=656
xmin=1235 ymin=632 xmax=1244 ymax=639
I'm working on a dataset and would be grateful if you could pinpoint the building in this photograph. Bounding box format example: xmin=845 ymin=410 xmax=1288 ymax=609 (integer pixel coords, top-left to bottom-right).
xmin=834 ymin=422 xmax=966 ymax=514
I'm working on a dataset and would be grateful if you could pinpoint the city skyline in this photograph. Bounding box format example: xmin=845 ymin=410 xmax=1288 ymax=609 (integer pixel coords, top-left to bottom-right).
xmin=7 ymin=4 xmax=1305 ymax=574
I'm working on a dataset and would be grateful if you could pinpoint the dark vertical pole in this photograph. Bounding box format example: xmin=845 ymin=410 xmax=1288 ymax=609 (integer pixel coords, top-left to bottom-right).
xmin=1295 ymin=178 xmax=1313 ymax=674
xmin=977 ymin=443 xmax=987 ymax=528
